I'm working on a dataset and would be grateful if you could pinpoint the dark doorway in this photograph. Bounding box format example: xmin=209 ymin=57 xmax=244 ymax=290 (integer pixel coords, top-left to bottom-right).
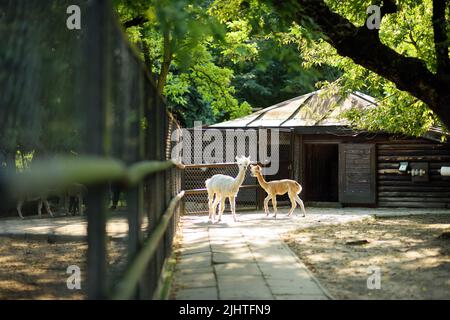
xmin=304 ymin=144 xmax=339 ymax=202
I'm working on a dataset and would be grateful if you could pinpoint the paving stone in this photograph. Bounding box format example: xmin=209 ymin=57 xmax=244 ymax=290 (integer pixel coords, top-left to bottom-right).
xmin=175 ymin=286 xmax=218 ymax=300
xmin=212 ymin=251 xmax=254 ymax=264
xmin=217 ymin=275 xmax=273 ymax=300
xmin=178 ymin=251 xmax=212 ymax=268
xmin=182 ymin=234 xmax=209 ymax=243
xmin=179 ymin=242 xmax=211 ymax=256
xmin=274 ymin=294 xmax=329 ymax=300
xmin=210 ymin=242 xmax=248 ymax=253
xmin=251 ymin=250 xmax=299 ymax=265
xmin=266 ymin=278 xmax=325 ymax=295
xmin=260 ymin=267 xmax=312 ymax=281
xmin=174 ymin=266 xmax=214 ymax=275
xmin=214 ymin=263 xmax=261 ymax=276
xmin=257 ymin=261 xmax=311 ymax=279
xmin=174 ymin=272 xmax=216 ymax=289
xmin=179 ymin=239 xmax=209 ymax=250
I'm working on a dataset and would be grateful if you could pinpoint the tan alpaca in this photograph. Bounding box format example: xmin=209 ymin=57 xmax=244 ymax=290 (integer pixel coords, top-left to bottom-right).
xmin=250 ymin=165 xmax=306 ymax=218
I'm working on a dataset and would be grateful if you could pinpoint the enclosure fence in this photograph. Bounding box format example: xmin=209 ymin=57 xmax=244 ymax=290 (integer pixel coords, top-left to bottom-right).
xmin=1 ymin=0 xmax=182 ymax=299
xmin=179 ymin=128 xmax=294 ymax=214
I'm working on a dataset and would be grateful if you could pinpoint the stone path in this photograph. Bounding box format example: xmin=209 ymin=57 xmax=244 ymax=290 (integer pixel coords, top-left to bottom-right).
xmin=171 ymin=207 xmax=450 ymax=300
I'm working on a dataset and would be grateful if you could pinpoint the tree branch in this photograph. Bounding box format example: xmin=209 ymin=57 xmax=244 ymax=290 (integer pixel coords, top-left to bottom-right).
xmin=139 ymin=29 xmax=158 ymax=83
xmin=190 ymin=66 xmax=233 ymax=110
xmin=404 ymin=18 xmax=422 ymax=56
xmin=432 ymin=0 xmax=450 ymax=75
xmin=270 ymin=0 xmax=445 ymax=116
xmin=378 ymin=0 xmax=398 ymax=19
xmin=156 ymin=30 xmax=173 ymax=95
xmin=123 ymin=15 xmax=148 ymax=29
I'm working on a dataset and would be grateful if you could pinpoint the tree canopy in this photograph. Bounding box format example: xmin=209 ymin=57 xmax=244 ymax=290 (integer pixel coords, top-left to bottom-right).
xmin=113 ymin=0 xmax=339 ymax=127
xmin=266 ymin=0 xmax=450 ymax=137
xmin=114 ymin=0 xmax=450 ymax=137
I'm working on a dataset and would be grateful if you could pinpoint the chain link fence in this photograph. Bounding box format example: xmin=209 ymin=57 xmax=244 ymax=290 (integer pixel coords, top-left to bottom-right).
xmin=178 ymin=128 xmax=293 ymax=214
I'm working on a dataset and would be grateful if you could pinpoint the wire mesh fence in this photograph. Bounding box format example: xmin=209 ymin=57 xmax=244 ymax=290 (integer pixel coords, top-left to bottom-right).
xmin=0 ymin=0 xmax=181 ymax=300
xmin=179 ymin=128 xmax=293 ymax=214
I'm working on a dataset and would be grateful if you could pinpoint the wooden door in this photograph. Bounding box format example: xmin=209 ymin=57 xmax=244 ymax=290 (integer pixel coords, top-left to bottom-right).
xmin=304 ymin=144 xmax=339 ymax=202
xmin=339 ymin=144 xmax=376 ymax=204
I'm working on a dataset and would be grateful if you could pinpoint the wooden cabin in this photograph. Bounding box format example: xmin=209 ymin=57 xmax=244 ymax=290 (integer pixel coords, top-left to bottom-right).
xmin=210 ymin=90 xmax=450 ymax=208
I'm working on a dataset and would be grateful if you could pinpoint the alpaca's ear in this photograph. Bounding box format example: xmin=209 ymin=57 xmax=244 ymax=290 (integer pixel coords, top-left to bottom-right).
xmin=246 ymin=156 xmax=251 ymax=162
xmin=235 ymin=155 xmax=240 ymax=162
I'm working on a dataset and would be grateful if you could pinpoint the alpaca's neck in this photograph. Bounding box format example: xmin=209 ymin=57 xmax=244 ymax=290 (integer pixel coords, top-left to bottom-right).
xmin=255 ymin=171 xmax=269 ymax=190
xmin=233 ymin=167 xmax=246 ymax=188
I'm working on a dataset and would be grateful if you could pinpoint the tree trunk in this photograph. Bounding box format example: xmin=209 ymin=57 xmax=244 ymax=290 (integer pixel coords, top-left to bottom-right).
xmin=435 ymin=91 xmax=450 ymax=129
xmin=156 ymin=30 xmax=172 ymax=96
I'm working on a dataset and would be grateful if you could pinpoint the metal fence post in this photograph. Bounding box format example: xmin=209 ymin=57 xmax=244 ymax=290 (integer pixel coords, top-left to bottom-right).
xmin=82 ymin=0 xmax=110 ymax=299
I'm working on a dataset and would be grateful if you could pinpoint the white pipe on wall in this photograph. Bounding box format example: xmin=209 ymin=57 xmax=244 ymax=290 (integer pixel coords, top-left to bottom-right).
xmin=440 ymin=167 xmax=450 ymax=176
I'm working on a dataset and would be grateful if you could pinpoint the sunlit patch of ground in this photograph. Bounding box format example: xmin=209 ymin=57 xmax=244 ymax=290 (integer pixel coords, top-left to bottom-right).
xmin=284 ymin=215 xmax=450 ymax=299
xmin=0 ymin=237 xmax=127 ymax=299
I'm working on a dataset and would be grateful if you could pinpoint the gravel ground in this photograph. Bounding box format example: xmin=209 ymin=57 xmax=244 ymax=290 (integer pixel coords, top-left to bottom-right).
xmin=0 ymin=237 xmax=127 ymax=299
xmin=284 ymin=214 xmax=450 ymax=300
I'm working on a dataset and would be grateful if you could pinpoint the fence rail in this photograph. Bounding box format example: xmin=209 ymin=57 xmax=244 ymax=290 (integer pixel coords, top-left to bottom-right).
xmin=112 ymin=190 xmax=184 ymax=300
xmin=4 ymin=157 xmax=177 ymax=194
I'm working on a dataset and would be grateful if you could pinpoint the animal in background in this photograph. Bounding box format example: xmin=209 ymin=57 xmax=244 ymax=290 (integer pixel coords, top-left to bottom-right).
xmin=64 ymin=183 xmax=87 ymax=215
xmin=206 ymin=156 xmax=251 ymax=223
xmin=16 ymin=183 xmax=87 ymax=219
xmin=17 ymin=193 xmax=53 ymax=219
xmin=250 ymin=164 xmax=306 ymax=218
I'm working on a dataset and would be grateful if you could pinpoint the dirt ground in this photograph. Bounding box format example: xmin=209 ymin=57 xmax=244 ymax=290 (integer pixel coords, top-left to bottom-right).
xmin=284 ymin=214 xmax=450 ymax=299
xmin=0 ymin=237 xmax=127 ymax=299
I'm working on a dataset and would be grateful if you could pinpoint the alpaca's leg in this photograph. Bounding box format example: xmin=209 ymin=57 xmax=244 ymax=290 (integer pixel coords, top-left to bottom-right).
xmin=65 ymin=194 xmax=70 ymax=215
xmin=44 ymin=200 xmax=54 ymax=217
xmin=287 ymin=193 xmax=297 ymax=216
xmin=272 ymin=196 xmax=278 ymax=218
xmin=207 ymin=192 xmax=215 ymax=221
xmin=17 ymin=201 xmax=24 ymax=219
xmin=218 ymin=197 xmax=226 ymax=222
xmin=294 ymin=194 xmax=306 ymax=217
xmin=78 ymin=195 xmax=83 ymax=215
xmin=230 ymin=196 xmax=237 ymax=222
xmin=211 ymin=196 xmax=220 ymax=222
xmin=263 ymin=195 xmax=271 ymax=216
xmin=38 ymin=200 xmax=43 ymax=218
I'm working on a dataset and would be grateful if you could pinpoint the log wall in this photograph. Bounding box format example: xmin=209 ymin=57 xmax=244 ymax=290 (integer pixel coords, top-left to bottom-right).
xmin=377 ymin=141 xmax=450 ymax=208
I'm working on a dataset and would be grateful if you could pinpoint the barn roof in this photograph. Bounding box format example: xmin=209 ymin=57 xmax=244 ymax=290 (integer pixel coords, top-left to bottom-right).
xmin=210 ymin=90 xmax=376 ymax=129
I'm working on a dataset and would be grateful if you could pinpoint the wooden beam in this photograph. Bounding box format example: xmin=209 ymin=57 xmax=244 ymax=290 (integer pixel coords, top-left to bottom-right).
xmin=378 ymin=201 xmax=447 ymax=208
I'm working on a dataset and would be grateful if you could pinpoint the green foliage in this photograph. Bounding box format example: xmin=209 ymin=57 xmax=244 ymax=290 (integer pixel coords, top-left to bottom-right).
xmin=209 ymin=0 xmax=340 ymax=108
xmin=115 ymin=0 xmax=253 ymax=127
xmin=344 ymin=95 xmax=437 ymax=137
xmin=285 ymin=0 xmax=448 ymax=136
xmin=230 ymin=40 xmax=340 ymax=108
xmin=113 ymin=0 xmax=346 ymax=128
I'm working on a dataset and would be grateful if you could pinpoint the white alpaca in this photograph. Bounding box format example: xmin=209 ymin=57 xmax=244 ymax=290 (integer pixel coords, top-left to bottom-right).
xmin=206 ymin=156 xmax=251 ymax=223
